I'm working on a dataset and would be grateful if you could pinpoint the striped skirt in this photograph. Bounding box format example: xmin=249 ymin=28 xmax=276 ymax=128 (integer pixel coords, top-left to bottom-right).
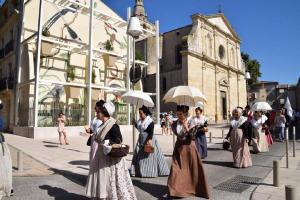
xmin=131 ymin=134 xmax=169 ymax=177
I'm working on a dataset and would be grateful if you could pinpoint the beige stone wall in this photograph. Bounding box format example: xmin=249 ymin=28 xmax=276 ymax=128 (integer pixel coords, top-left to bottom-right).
xmin=229 ymin=71 xmax=238 ymax=110
xmin=202 ymin=63 xmax=216 ymax=121
xmin=238 ymin=75 xmax=247 ymax=107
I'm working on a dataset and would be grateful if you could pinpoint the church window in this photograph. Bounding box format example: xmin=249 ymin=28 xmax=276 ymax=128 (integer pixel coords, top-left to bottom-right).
xmin=175 ymin=45 xmax=182 ymax=64
xmin=218 ymin=45 xmax=225 ymax=60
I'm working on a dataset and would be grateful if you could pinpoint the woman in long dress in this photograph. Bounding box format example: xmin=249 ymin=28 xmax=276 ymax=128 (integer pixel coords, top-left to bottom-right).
xmin=167 ymin=105 xmax=210 ymax=199
xmin=86 ymin=100 xmax=104 ymax=161
xmin=227 ymin=108 xmax=252 ymax=168
xmin=251 ymin=111 xmax=269 ymax=153
xmin=57 ymin=112 xmax=68 ymax=145
xmin=192 ymin=107 xmax=208 ymax=159
xmin=131 ymin=106 xmax=169 ymax=177
xmin=0 ymin=132 xmax=13 ymax=199
xmin=86 ymin=101 xmax=136 ymax=200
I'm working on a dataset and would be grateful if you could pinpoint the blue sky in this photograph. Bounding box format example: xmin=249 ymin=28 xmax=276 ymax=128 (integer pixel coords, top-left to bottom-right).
xmin=103 ymin=0 xmax=300 ymax=85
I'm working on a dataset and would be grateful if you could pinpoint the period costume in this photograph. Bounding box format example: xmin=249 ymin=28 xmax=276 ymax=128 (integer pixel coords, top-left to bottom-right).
xmin=0 ymin=132 xmax=13 ymax=199
xmin=251 ymin=115 xmax=269 ymax=153
xmin=86 ymin=102 xmax=136 ymax=200
xmin=192 ymin=115 xmax=208 ymax=158
xmin=89 ymin=117 xmax=102 ymax=162
xmin=228 ymin=116 xmax=252 ymax=168
xmin=131 ymin=115 xmax=169 ymax=177
xmin=167 ymin=120 xmax=210 ymax=199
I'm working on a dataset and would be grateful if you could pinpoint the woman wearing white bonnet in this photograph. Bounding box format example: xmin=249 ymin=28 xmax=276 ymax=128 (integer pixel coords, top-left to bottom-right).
xmin=226 ymin=107 xmax=252 ymax=168
xmin=86 ymin=101 xmax=137 ymax=199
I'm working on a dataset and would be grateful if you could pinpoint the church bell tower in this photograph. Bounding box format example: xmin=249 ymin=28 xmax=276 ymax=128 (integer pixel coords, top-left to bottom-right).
xmin=134 ymin=0 xmax=148 ymax=22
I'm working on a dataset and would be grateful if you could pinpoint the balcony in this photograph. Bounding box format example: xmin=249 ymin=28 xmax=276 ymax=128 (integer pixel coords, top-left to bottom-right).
xmin=4 ymin=40 xmax=14 ymax=55
xmin=0 ymin=77 xmax=14 ymax=91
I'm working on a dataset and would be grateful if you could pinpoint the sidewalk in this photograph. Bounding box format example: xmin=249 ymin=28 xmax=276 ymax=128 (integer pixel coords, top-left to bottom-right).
xmin=251 ymin=142 xmax=300 ymax=200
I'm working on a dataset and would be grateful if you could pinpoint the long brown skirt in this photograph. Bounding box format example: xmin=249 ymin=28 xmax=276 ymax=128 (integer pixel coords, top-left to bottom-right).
xmin=167 ymin=138 xmax=211 ymax=199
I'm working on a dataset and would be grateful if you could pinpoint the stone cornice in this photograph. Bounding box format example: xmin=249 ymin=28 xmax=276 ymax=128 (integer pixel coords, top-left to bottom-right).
xmin=181 ymin=50 xmax=245 ymax=76
xmin=191 ymin=14 xmax=241 ymax=44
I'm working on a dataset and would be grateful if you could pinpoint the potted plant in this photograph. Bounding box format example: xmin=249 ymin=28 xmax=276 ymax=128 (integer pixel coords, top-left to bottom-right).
xmin=135 ymin=50 xmax=144 ymax=61
xmin=67 ymin=65 xmax=75 ymax=81
xmin=105 ymin=40 xmax=114 ymax=51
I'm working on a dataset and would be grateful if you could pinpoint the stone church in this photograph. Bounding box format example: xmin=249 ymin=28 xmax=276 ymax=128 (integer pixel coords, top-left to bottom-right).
xmin=143 ymin=11 xmax=247 ymax=123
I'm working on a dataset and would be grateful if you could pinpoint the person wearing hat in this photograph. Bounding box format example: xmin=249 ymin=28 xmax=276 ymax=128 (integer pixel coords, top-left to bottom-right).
xmin=251 ymin=111 xmax=269 ymax=153
xmin=167 ymin=105 xmax=210 ymax=199
xmin=192 ymin=107 xmax=209 ymax=159
xmin=227 ymin=108 xmax=252 ymax=168
xmin=131 ymin=105 xmax=169 ymax=177
xmin=86 ymin=101 xmax=137 ymax=200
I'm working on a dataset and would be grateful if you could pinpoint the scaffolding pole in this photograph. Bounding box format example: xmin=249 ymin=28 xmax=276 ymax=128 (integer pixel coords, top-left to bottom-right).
xmin=33 ymin=0 xmax=44 ymax=127
xmin=126 ymin=7 xmax=131 ymax=125
xmin=155 ymin=20 xmax=160 ymax=124
xmin=87 ymin=0 xmax=94 ymax=125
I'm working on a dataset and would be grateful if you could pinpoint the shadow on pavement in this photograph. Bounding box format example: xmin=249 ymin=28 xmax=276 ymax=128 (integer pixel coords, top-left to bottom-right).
xmin=69 ymin=160 xmax=89 ymax=166
xmin=39 ymin=185 xmax=88 ymax=200
xmin=43 ymin=141 xmax=61 ymax=145
xmin=132 ymin=179 xmax=168 ymax=199
xmin=44 ymin=145 xmax=59 ymax=148
xmin=50 ymin=168 xmax=87 ymax=187
xmin=202 ymin=160 xmax=236 ymax=168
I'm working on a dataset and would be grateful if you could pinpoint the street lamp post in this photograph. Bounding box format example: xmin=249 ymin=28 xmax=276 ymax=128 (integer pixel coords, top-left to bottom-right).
xmin=127 ymin=15 xmax=142 ymax=152
xmin=245 ymin=71 xmax=251 ymax=105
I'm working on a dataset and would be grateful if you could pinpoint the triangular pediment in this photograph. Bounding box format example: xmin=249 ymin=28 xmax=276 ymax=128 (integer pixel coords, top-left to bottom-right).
xmin=205 ymin=13 xmax=239 ymax=40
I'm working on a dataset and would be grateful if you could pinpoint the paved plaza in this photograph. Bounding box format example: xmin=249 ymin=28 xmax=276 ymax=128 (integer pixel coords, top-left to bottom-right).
xmin=3 ymin=125 xmax=300 ymax=200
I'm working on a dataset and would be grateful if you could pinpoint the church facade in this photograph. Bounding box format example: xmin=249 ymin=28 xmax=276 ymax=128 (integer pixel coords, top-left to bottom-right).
xmin=144 ymin=13 xmax=247 ymax=122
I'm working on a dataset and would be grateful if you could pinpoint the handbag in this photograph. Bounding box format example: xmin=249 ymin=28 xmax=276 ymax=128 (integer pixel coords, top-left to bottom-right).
xmin=144 ymin=142 xmax=154 ymax=153
xmin=86 ymin=136 xmax=92 ymax=146
xmin=108 ymin=144 xmax=130 ymax=157
xmin=223 ymin=139 xmax=230 ymax=150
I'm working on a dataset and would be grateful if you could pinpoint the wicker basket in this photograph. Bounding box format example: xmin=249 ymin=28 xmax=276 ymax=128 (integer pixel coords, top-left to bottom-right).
xmin=108 ymin=144 xmax=130 ymax=158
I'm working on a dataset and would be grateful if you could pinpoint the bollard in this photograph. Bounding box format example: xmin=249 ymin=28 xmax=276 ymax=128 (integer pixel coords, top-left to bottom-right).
xmin=285 ymin=128 xmax=289 ymax=168
xmin=209 ymin=132 xmax=212 ymax=143
xmin=293 ymin=126 xmax=296 ymax=157
xmin=273 ymin=160 xmax=280 ymax=187
xmin=285 ymin=185 xmax=296 ymax=200
xmin=222 ymin=130 xmax=224 ymax=139
xmin=17 ymin=151 xmax=23 ymax=172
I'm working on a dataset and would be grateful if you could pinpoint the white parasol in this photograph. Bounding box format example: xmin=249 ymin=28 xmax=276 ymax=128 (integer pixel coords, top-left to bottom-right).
xmin=122 ymin=90 xmax=154 ymax=108
xmin=163 ymin=86 xmax=206 ymax=106
xmin=251 ymin=101 xmax=272 ymax=111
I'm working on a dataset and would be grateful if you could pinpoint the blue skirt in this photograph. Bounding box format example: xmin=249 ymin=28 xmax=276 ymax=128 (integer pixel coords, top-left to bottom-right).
xmin=131 ymin=134 xmax=169 ymax=177
xmin=195 ymin=131 xmax=208 ymax=158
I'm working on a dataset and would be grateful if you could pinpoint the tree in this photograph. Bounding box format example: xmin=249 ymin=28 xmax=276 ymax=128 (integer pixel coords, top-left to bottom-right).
xmin=241 ymin=52 xmax=262 ymax=86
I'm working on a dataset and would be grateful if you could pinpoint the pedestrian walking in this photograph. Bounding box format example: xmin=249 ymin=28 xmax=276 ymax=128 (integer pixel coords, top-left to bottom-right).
xmin=86 ymin=100 xmax=104 ymax=161
xmin=165 ymin=112 xmax=172 ymax=135
xmin=274 ymin=109 xmax=286 ymax=142
xmin=192 ymin=107 xmax=208 ymax=159
xmin=227 ymin=108 xmax=252 ymax=168
xmin=251 ymin=111 xmax=269 ymax=153
xmin=160 ymin=114 xmax=166 ymax=135
xmin=131 ymin=106 xmax=169 ymax=177
xmin=167 ymin=105 xmax=210 ymax=199
xmin=86 ymin=101 xmax=137 ymax=200
xmin=57 ymin=112 xmax=68 ymax=145
xmin=264 ymin=112 xmax=273 ymax=146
